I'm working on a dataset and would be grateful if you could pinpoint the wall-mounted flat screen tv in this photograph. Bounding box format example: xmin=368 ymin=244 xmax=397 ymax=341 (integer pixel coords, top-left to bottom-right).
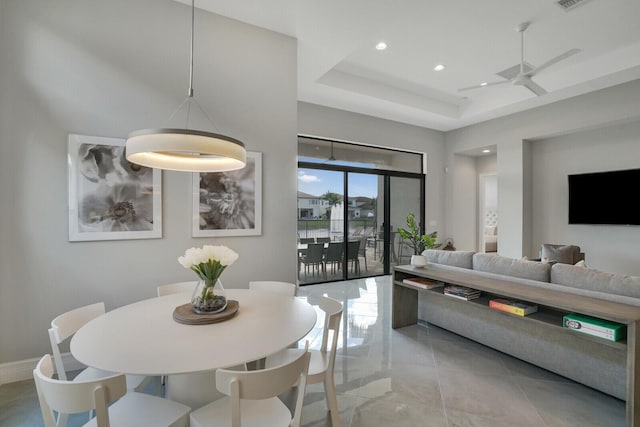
xmin=568 ymin=168 xmax=640 ymax=225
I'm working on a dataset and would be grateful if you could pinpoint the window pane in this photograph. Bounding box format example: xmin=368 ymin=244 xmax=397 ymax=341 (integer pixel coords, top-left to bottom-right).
xmin=298 ymin=136 xmax=422 ymax=173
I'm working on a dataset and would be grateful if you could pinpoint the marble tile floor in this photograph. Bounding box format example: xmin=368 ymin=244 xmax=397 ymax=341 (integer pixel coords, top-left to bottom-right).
xmin=1 ymin=275 xmax=626 ymax=426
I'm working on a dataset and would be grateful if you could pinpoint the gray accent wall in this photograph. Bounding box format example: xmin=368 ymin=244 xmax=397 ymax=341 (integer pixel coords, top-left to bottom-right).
xmin=531 ymin=120 xmax=640 ymax=275
xmin=0 ymin=0 xmax=297 ymax=363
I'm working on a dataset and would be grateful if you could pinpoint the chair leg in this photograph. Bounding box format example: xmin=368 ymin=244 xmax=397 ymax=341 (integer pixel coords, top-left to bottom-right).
xmin=324 ymin=375 xmax=342 ymax=427
xmin=57 ymin=413 xmax=70 ymax=427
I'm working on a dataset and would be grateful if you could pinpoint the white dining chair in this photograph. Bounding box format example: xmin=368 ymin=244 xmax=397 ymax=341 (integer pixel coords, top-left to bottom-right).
xmin=156 ymin=281 xmax=198 ymax=297
xmin=48 ymin=302 xmax=153 ymax=426
xmin=248 ymin=281 xmax=297 ymax=296
xmin=265 ymin=296 xmax=344 ymax=427
xmin=33 ymin=354 xmax=191 ymax=427
xmin=190 ymin=343 xmax=311 ymax=427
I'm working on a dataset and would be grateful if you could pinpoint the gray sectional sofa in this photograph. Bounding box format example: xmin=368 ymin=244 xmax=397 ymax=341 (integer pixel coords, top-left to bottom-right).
xmin=416 ymin=249 xmax=640 ymax=400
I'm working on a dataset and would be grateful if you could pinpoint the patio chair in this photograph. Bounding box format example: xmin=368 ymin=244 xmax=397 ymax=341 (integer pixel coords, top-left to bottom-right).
xmin=324 ymin=242 xmax=344 ymax=276
xmin=358 ymin=236 xmax=368 ymax=272
xmin=347 ymin=240 xmax=361 ymax=275
xmin=300 ymin=243 xmax=326 ymax=280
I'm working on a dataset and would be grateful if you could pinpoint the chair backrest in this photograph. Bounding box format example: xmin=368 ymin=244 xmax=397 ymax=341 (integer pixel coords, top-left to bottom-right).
xmin=325 ymin=242 xmax=344 ymax=262
xmin=157 ymin=281 xmax=198 ymax=297
xmin=316 ymin=237 xmax=331 ymax=243
xmin=317 ymin=296 xmax=343 ymax=384
xmin=357 ymin=236 xmax=367 ymax=256
xmin=33 ymin=354 xmax=126 ymax=427
xmin=318 ymin=296 xmax=343 ymax=357
xmin=216 ymin=344 xmax=311 ymax=427
xmin=347 ymin=240 xmax=360 ymax=260
xmin=48 ymin=302 xmax=105 ymax=381
xmin=299 ymin=237 xmax=315 ymax=244
xmin=305 ymin=243 xmax=325 ymax=263
xmin=249 ymin=281 xmax=297 ymax=296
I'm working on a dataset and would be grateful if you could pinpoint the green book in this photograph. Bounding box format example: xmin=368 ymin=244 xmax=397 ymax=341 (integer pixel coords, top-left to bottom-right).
xmin=563 ymin=313 xmax=626 ymax=342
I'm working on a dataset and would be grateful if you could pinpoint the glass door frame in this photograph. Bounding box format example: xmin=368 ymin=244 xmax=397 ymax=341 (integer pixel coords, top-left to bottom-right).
xmin=298 ymin=161 xmax=425 ymax=281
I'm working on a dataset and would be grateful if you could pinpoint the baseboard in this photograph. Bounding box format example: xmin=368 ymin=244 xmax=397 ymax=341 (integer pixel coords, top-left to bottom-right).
xmin=0 ymin=353 xmax=85 ymax=386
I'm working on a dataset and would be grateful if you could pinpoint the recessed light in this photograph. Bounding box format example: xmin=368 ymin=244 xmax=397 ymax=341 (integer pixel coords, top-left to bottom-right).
xmin=375 ymin=42 xmax=387 ymax=50
xmin=434 ymin=64 xmax=445 ymax=71
xmin=480 ymin=82 xmax=488 ymax=86
xmin=482 ymin=149 xmax=491 ymax=153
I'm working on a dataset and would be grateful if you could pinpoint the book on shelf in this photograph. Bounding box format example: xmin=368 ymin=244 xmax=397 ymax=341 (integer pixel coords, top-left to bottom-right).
xmin=563 ymin=313 xmax=626 ymax=342
xmin=489 ymin=299 xmax=538 ymax=316
xmin=402 ymin=277 xmax=444 ymax=289
xmin=443 ymin=285 xmax=481 ymax=300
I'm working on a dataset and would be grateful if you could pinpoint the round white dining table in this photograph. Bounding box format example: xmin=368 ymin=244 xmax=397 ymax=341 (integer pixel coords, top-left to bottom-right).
xmin=70 ymin=289 xmax=317 ymax=377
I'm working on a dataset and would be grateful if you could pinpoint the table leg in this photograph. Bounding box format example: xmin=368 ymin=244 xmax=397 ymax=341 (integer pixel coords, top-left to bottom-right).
xmin=626 ymin=320 xmax=639 ymax=426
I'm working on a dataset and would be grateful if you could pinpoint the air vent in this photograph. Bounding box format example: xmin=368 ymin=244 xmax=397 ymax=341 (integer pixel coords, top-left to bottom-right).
xmin=556 ymin=0 xmax=592 ymax=11
xmin=496 ymin=62 xmax=533 ymax=80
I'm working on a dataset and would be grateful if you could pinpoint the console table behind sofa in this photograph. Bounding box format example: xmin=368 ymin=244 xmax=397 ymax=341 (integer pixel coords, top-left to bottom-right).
xmin=392 ymin=264 xmax=640 ymax=427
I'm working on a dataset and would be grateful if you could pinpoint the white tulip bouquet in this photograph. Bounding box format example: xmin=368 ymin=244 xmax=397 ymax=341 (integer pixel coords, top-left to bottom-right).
xmin=178 ymin=245 xmax=238 ymax=313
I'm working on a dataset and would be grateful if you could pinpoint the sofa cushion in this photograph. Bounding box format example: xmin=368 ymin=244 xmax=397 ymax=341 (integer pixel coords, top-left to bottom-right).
xmin=473 ymin=253 xmax=551 ymax=282
xmin=551 ymin=263 xmax=640 ymax=298
xmin=541 ymin=244 xmax=580 ymax=264
xmin=422 ymin=249 xmax=474 ymax=269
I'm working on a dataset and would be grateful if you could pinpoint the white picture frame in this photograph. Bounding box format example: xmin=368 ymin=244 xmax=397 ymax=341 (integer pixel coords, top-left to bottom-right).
xmin=192 ymin=151 xmax=262 ymax=237
xmin=67 ymin=134 xmax=162 ymax=241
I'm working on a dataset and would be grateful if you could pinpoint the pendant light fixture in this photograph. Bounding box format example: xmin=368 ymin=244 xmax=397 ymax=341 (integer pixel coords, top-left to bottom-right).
xmin=125 ymin=0 xmax=246 ymax=172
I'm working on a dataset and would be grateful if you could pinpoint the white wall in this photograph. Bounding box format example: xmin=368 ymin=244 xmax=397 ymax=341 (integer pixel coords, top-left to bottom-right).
xmin=298 ymin=102 xmax=446 ymax=237
xmin=0 ymin=0 xmax=297 ymax=363
xmin=445 ymin=79 xmax=640 ymax=263
xmin=531 ymin=120 xmax=640 ymax=275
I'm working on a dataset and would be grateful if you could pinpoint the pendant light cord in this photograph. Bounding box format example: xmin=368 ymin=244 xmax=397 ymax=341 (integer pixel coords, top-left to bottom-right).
xmin=188 ymin=0 xmax=194 ymax=98
xmin=166 ymin=0 xmax=219 ymax=133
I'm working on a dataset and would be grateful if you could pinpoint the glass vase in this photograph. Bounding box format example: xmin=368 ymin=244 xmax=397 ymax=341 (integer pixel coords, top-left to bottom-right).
xmin=191 ymin=279 xmax=227 ymax=314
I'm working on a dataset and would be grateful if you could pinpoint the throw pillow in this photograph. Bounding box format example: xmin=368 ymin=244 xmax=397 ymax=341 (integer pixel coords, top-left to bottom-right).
xmin=541 ymin=244 xmax=578 ymax=264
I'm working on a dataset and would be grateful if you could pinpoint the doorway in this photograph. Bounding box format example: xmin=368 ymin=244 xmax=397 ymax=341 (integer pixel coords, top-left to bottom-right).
xmin=479 ymin=173 xmax=498 ymax=253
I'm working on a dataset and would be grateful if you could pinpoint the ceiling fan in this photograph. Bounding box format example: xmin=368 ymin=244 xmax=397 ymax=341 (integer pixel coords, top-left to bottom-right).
xmin=458 ymin=22 xmax=581 ymax=96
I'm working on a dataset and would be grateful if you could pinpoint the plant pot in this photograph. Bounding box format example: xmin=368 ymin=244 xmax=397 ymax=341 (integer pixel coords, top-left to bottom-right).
xmin=410 ymin=254 xmax=427 ymax=268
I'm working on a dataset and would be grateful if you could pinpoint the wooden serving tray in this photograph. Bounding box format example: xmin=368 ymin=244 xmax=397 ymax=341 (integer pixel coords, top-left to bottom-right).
xmin=173 ymin=300 xmax=239 ymax=325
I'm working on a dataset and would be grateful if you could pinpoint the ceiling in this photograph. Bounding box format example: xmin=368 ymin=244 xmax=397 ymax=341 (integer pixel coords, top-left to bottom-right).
xmin=177 ymin=0 xmax=640 ymax=131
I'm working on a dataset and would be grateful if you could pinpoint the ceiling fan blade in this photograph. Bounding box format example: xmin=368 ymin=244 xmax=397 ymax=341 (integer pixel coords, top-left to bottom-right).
xmin=458 ymin=80 xmax=511 ymax=92
xmin=526 ymin=48 xmax=581 ymax=77
xmin=523 ymin=79 xmax=548 ymax=96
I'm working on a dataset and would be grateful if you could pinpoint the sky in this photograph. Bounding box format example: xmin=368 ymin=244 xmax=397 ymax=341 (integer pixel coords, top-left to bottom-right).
xmin=297 ymin=168 xmax=379 ymax=198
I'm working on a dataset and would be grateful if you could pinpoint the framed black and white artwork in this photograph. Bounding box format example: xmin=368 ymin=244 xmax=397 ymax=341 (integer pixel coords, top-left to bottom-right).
xmin=67 ymin=134 xmax=162 ymax=241
xmin=192 ymin=151 xmax=262 ymax=237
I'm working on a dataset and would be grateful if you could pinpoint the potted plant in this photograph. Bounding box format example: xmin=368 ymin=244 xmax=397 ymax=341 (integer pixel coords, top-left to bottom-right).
xmin=397 ymin=213 xmax=441 ymax=267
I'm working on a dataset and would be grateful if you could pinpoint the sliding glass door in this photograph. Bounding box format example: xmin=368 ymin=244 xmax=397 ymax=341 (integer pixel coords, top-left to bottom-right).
xmin=297 ymin=168 xmax=424 ymax=285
